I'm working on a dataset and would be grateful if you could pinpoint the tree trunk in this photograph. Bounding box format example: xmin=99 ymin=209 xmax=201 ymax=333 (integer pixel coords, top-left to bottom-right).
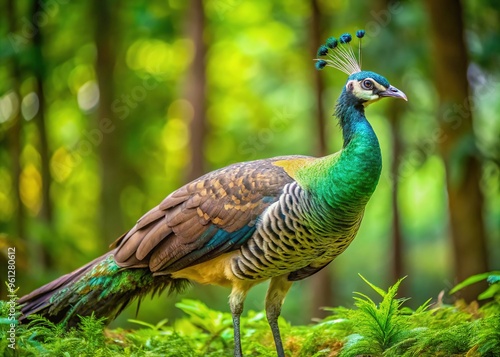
xmin=32 ymin=0 xmax=53 ymax=269
xmin=388 ymin=102 xmax=405 ymax=285
xmin=376 ymin=0 xmax=407 ymax=291
xmin=425 ymin=0 xmax=489 ymax=301
xmin=1 ymin=0 xmax=25 ymax=299
xmin=7 ymin=0 xmax=24 ymax=242
xmin=94 ymin=0 xmax=127 ymax=245
xmin=185 ymin=0 xmax=207 ymax=182
xmin=308 ymin=0 xmax=334 ymax=319
xmin=311 ymin=0 xmax=327 ymax=158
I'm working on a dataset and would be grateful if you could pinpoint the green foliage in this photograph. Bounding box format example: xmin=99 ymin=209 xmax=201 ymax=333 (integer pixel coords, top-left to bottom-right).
xmin=0 ymin=304 xmax=115 ymax=357
xmin=471 ymin=315 xmax=500 ymax=357
xmin=316 ymin=275 xmax=499 ymax=357
xmin=1 ymin=276 xmax=500 ymax=356
xmin=450 ymin=271 xmax=500 ymax=302
xmin=335 ymin=275 xmax=424 ymax=357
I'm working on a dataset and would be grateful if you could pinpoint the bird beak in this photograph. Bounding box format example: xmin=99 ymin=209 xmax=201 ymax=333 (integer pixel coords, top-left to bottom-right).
xmin=379 ymin=85 xmax=408 ymax=101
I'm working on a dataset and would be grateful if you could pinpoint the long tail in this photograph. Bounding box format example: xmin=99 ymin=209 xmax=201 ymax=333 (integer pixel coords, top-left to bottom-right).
xmin=19 ymin=249 xmax=188 ymax=327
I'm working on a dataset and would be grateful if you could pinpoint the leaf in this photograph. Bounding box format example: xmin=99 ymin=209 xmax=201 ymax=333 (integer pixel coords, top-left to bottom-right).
xmin=414 ymin=298 xmax=432 ymax=314
xmin=175 ymin=299 xmax=233 ymax=335
xmin=478 ymin=284 xmax=500 ymax=300
xmin=128 ymin=319 xmax=159 ymax=330
xmin=450 ymin=271 xmax=500 ymax=295
xmin=358 ymin=273 xmax=387 ymax=298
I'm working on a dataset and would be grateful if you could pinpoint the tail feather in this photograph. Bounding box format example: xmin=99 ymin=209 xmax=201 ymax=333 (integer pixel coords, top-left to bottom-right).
xmin=19 ymin=249 xmax=189 ymax=327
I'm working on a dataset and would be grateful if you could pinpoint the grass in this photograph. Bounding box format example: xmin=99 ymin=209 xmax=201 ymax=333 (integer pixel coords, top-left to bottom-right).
xmin=1 ymin=273 xmax=499 ymax=357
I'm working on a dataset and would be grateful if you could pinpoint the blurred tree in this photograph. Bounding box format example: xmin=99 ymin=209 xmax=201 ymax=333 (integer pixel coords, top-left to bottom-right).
xmin=185 ymin=0 xmax=207 ymax=182
xmin=94 ymin=0 xmax=130 ymax=246
xmin=425 ymin=0 xmax=489 ymax=301
xmin=387 ymin=101 xmax=405 ymax=285
xmin=376 ymin=0 xmax=407 ymax=289
xmin=308 ymin=0 xmax=333 ymax=320
xmin=6 ymin=0 xmax=24 ymax=242
xmin=310 ymin=0 xmax=326 ymax=157
xmin=0 ymin=0 xmax=24 ymax=299
xmin=31 ymin=0 xmax=53 ymax=269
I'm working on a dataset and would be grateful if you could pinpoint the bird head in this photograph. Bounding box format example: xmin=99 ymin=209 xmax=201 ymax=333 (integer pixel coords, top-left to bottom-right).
xmin=315 ymin=30 xmax=407 ymax=106
xmin=345 ymin=71 xmax=407 ymax=107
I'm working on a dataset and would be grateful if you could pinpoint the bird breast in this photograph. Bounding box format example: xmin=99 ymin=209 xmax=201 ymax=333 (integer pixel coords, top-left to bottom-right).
xmin=230 ymin=182 xmax=362 ymax=281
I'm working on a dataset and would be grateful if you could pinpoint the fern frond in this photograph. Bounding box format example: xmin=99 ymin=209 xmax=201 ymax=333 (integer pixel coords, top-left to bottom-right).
xmin=339 ymin=276 xmax=410 ymax=357
xmin=358 ymin=274 xmax=388 ymax=298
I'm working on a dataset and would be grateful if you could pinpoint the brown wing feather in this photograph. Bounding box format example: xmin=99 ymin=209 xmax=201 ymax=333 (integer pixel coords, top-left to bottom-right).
xmin=113 ymin=156 xmax=310 ymax=274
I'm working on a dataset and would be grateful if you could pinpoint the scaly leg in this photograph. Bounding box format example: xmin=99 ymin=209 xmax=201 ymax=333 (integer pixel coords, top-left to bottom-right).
xmin=265 ymin=276 xmax=293 ymax=357
xmin=229 ymin=287 xmax=248 ymax=357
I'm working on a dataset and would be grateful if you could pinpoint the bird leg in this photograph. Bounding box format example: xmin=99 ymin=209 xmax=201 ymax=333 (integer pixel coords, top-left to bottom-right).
xmin=229 ymin=288 xmax=248 ymax=357
xmin=265 ymin=276 xmax=293 ymax=357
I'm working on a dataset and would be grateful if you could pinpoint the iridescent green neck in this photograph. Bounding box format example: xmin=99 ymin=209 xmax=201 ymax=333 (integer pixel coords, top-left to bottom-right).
xmin=298 ymin=89 xmax=382 ymax=210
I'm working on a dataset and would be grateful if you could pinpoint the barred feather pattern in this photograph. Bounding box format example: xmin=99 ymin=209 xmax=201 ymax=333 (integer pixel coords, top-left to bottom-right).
xmin=231 ymin=181 xmax=363 ymax=280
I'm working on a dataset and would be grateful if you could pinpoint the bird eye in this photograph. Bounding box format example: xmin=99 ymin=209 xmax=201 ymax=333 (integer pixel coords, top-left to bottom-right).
xmin=362 ymin=80 xmax=374 ymax=90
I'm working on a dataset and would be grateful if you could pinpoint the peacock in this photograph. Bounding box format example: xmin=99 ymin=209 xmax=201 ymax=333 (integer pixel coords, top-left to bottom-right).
xmin=19 ymin=30 xmax=407 ymax=357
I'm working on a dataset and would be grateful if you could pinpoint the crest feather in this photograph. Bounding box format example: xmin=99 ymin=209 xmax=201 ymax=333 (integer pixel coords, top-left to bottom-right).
xmin=315 ymin=30 xmax=365 ymax=75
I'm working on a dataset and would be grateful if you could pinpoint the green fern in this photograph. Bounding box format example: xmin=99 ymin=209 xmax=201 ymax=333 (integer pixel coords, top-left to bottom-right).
xmin=387 ymin=279 xmax=500 ymax=357
xmin=338 ymin=275 xmax=411 ymax=357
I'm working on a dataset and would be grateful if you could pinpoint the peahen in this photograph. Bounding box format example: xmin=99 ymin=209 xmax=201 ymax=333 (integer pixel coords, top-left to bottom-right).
xmin=19 ymin=30 xmax=407 ymax=357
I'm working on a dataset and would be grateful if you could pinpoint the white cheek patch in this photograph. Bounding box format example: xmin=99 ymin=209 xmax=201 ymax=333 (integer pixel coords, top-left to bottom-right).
xmin=346 ymin=79 xmax=388 ymax=103
xmin=347 ymin=80 xmax=377 ymax=101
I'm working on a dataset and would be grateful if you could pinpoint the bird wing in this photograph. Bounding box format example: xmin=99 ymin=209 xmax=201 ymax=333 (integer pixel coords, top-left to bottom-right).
xmin=112 ymin=156 xmax=313 ymax=274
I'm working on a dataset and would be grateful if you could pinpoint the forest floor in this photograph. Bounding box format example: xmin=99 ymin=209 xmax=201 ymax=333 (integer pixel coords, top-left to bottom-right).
xmin=1 ymin=275 xmax=499 ymax=357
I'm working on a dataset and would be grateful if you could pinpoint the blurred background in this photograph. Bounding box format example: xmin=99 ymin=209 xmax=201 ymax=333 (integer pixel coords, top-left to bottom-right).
xmin=0 ymin=0 xmax=499 ymax=327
